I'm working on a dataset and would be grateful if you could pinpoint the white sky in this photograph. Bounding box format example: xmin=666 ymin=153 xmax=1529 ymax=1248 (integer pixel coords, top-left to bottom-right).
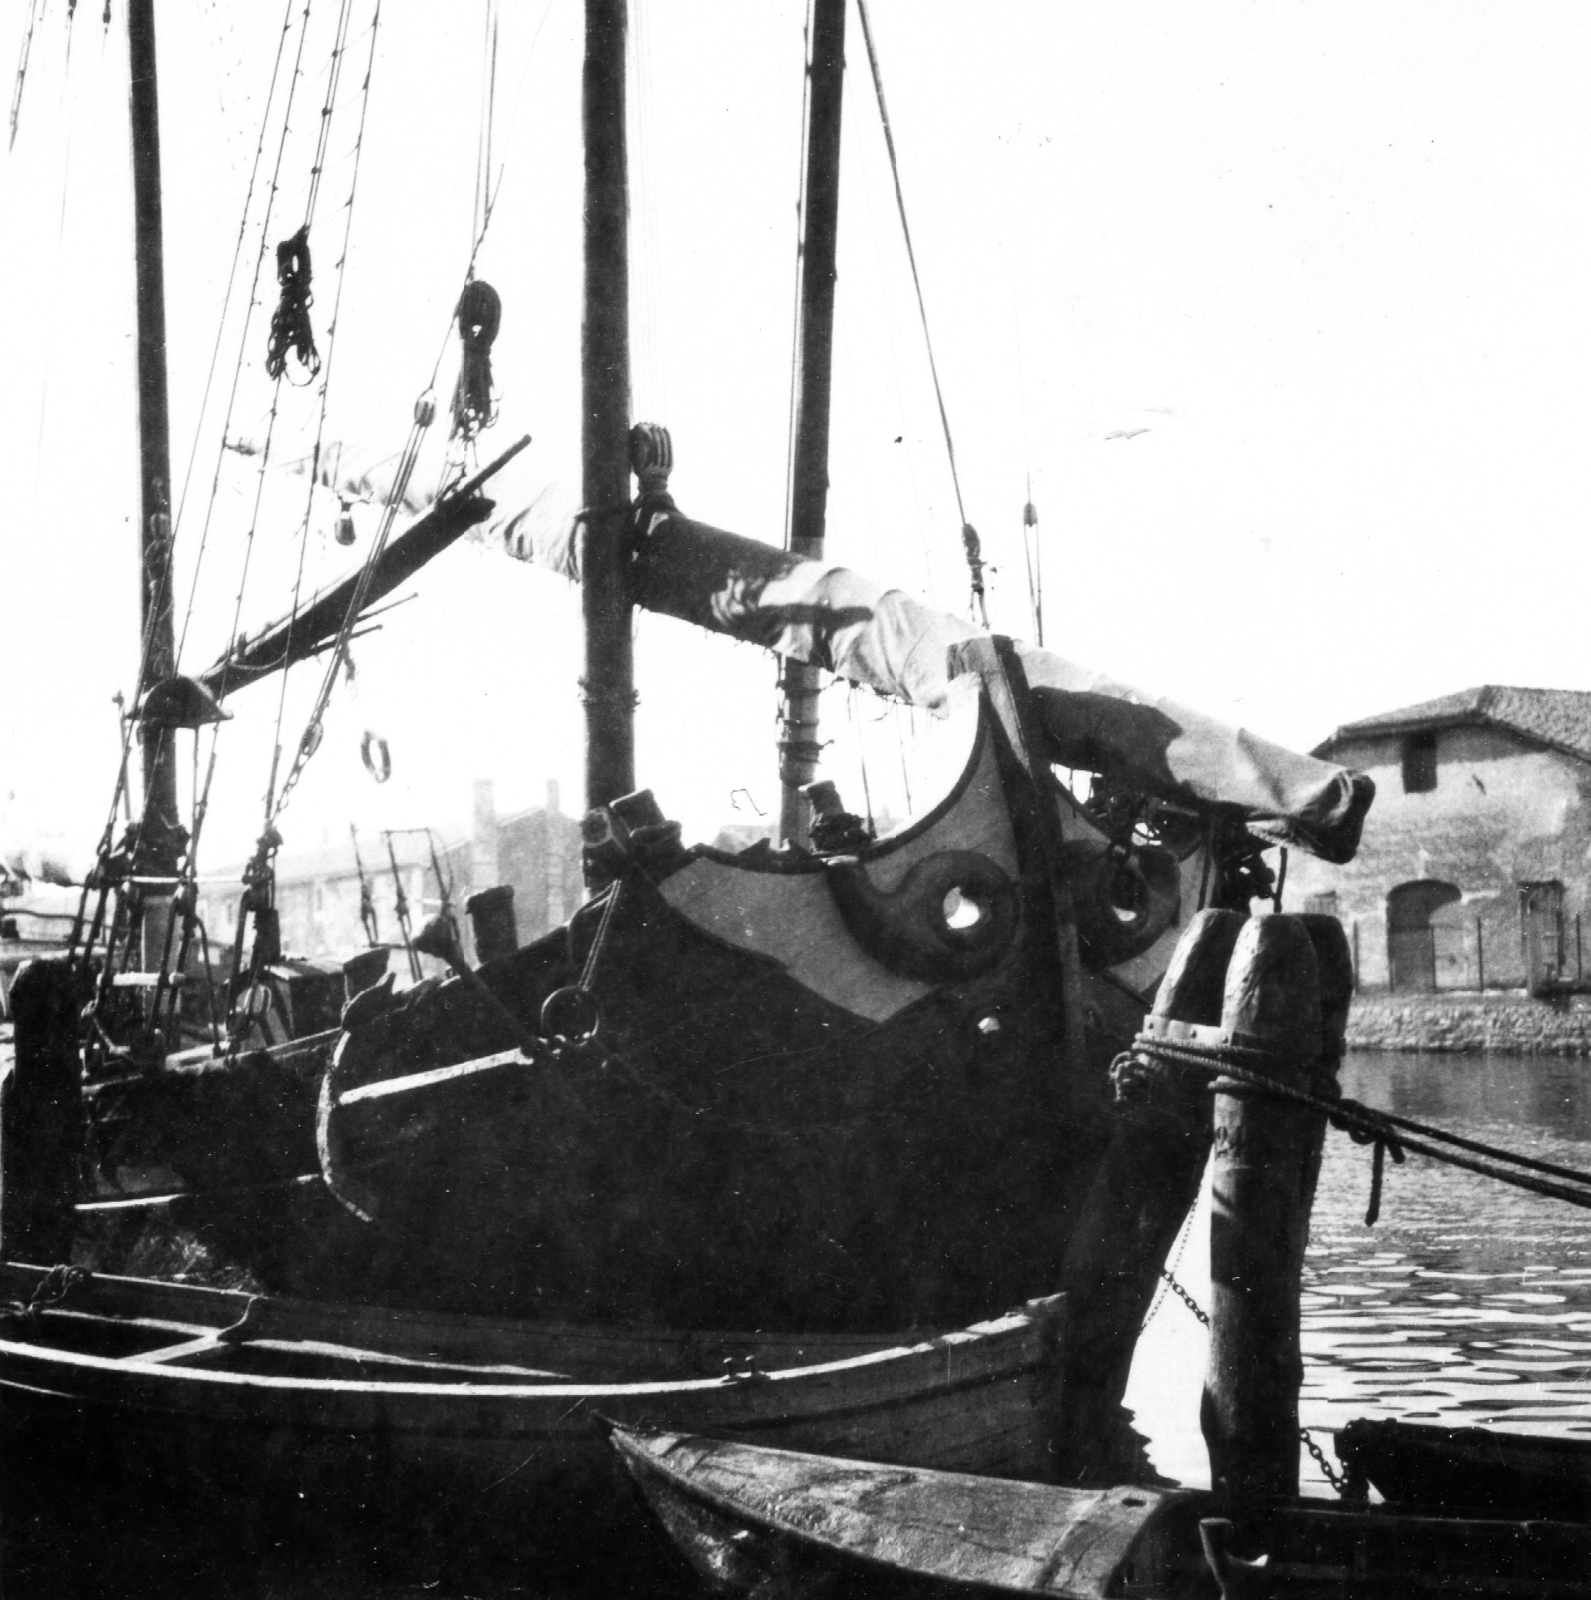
xmin=3 ymin=1 xmax=1589 ymax=876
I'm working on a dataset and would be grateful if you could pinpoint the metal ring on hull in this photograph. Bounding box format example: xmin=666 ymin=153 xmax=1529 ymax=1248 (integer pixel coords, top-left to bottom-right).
xmin=823 ymin=849 xmax=1019 ymax=983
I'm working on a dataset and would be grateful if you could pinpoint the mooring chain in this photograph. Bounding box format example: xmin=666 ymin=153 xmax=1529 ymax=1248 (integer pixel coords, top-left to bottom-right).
xmin=1299 ymin=1427 xmax=1354 ymax=1496
xmin=1156 ymin=1266 xmax=1355 ymax=1498
xmin=1158 ymin=1267 xmax=1209 ymax=1327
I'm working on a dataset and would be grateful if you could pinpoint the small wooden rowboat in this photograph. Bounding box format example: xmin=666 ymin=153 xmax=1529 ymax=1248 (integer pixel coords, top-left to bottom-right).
xmin=1337 ymin=1417 xmax=1591 ymax=1523
xmin=610 ymin=1424 xmax=1591 ymax=1599
xmin=0 ymin=1264 xmax=1065 ymax=1549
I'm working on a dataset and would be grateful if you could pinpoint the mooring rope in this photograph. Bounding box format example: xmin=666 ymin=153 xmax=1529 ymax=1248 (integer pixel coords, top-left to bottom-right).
xmin=1126 ymin=1032 xmax=1591 ymax=1219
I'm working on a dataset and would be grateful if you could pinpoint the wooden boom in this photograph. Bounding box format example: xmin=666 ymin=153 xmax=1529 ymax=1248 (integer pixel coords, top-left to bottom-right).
xmin=194 ymin=435 xmax=530 ymax=703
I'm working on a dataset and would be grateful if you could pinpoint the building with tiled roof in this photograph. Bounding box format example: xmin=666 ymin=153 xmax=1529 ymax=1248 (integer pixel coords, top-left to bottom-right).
xmin=1293 ymin=687 xmax=1591 ymax=995
xmin=1316 ymin=686 xmax=1591 ymax=769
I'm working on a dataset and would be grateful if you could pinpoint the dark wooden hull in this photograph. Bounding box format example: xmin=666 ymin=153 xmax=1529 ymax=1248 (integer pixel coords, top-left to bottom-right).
xmin=611 ymin=1425 xmax=1591 ymax=1599
xmin=80 ymin=685 xmax=1195 ymax=1338
xmin=1337 ymin=1418 xmax=1591 ymax=1523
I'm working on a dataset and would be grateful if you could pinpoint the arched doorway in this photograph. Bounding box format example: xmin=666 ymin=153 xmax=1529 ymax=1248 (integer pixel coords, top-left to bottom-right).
xmin=1387 ymin=880 xmax=1462 ymax=992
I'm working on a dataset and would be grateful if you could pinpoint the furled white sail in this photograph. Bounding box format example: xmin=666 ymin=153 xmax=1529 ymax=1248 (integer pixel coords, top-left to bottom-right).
xmin=489 ymin=500 xmax=1373 ymax=863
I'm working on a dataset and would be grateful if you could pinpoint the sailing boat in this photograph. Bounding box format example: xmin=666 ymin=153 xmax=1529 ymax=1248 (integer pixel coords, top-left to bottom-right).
xmin=0 ymin=0 xmax=1373 ymax=1567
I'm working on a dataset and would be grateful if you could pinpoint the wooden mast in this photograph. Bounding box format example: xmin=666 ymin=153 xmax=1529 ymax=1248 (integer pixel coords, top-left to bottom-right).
xmin=126 ymin=0 xmax=181 ymax=980
xmin=777 ymin=0 xmax=847 ymax=847
xmin=581 ymin=0 xmax=635 ymax=812
xmin=127 ymin=0 xmax=178 ymax=858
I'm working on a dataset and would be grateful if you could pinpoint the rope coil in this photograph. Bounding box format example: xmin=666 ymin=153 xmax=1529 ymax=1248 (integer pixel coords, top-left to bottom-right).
xmin=451 ymin=279 xmax=501 ymax=440
xmin=265 ymin=225 xmax=320 ymax=381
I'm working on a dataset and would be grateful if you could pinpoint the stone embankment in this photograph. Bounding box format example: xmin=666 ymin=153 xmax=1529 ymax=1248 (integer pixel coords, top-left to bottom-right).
xmin=1348 ymin=992 xmax=1591 ymax=1054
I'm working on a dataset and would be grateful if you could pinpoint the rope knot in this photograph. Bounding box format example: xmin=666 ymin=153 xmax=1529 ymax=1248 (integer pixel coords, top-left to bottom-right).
xmin=1330 ymin=1095 xmax=1406 ymax=1226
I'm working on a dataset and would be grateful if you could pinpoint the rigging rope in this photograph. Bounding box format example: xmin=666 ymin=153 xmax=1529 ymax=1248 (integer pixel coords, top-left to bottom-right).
xmin=779 ymin=1 xmax=816 ymax=558
xmin=32 ymin=0 xmax=83 ymax=510
xmin=226 ymin=0 xmax=523 ymax=834
xmin=138 ymin=0 xmax=355 ymax=1021
xmin=855 ymin=0 xmax=986 ymax=627
xmin=269 ymin=0 xmax=523 ymax=804
xmin=263 ymin=0 xmax=354 ymax=383
xmin=174 ymin=0 xmax=306 ymax=665
xmin=1021 ymin=487 xmax=1042 ymax=646
xmin=8 ymin=0 xmax=45 ymax=150
xmin=165 ymin=0 xmax=315 ymax=882
xmin=267 ymin=0 xmax=388 ymax=823
xmin=270 ymin=389 xmax=431 ymax=821
xmin=472 ymin=0 xmax=498 ymax=248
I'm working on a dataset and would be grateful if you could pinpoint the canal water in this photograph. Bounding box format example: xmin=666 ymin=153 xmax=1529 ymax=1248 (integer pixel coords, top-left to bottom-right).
xmin=1127 ymin=1048 xmax=1591 ymax=1492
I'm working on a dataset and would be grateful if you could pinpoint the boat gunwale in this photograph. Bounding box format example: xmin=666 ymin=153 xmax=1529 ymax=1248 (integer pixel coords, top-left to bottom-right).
xmin=0 ymin=1268 xmax=1064 ymax=1414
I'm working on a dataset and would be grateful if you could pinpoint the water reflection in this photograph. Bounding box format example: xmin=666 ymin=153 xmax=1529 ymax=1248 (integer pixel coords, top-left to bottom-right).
xmin=1126 ymin=1050 xmax=1591 ymax=1491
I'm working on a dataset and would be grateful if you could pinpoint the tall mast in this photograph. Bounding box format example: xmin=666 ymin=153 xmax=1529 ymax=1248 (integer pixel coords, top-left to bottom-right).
xmin=777 ymin=0 xmax=846 ymax=846
xmin=126 ymin=0 xmax=179 ymax=863
xmin=581 ymin=0 xmax=635 ymax=811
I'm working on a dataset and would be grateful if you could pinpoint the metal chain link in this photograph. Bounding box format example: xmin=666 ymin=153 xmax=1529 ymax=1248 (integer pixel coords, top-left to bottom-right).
xmin=1159 ymin=1267 xmax=1210 ymax=1327
xmin=1158 ymin=1267 xmax=1354 ymax=1500
xmin=1300 ymin=1426 xmax=1351 ymax=1495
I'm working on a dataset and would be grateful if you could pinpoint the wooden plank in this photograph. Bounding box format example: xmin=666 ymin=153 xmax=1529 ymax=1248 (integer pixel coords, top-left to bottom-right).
xmin=333 ymin=1048 xmax=529 ymax=1107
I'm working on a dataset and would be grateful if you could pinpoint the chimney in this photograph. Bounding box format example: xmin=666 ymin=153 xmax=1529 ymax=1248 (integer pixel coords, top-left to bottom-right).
xmin=472 ymin=778 xmax=499 ymax=895
xmin=546 ymin=778 xmax=561 ymax=815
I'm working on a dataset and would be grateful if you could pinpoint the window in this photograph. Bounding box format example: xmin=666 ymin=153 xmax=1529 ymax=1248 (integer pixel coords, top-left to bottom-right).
xmin=1304 ymin=891 xmax=1339 ymax=918
xmin=1402 ymin=731 xmax=1438 ymax=793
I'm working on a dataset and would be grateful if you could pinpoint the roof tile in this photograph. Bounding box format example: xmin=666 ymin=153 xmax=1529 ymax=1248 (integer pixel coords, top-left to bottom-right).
xmin=1317 ymin=686 xmax=1591 ymax=765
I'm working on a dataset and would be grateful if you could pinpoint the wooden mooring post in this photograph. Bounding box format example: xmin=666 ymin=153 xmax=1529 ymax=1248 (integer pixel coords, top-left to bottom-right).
xmin=1201 ymin=913 xmax=1351 ymax=1505
xmin=1054 ymin=909 xmax=1245 ymax=1483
